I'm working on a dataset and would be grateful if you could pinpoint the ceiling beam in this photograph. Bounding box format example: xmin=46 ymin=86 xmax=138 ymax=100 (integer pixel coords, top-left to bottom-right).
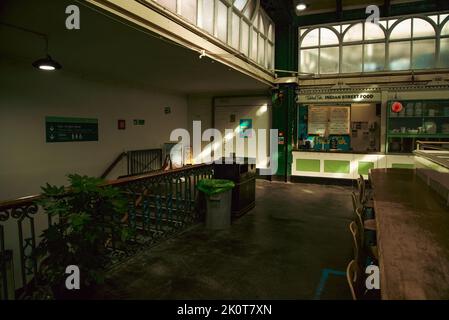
xmin=336 ymin=0 xmax=343 ymax=21
xmin=383 ymin=0 xmax=391 ymax=17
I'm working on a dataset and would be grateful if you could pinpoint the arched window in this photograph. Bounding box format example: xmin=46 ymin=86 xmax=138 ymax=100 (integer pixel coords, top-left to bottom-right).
xmin=389 ymin=18 xmax=436 ymax=70
xmin=301 ymin=28 xmax=319 ymax=47
xmin=413 ymin=18 xmax=435 ymax=38
xmin=299 ymin=13 xmax=445 ymax=75
xmin=343 ymin=23 xmax=363 ymax=42
xmin=300 ymin=28 xmax=339 ymax=74
xmin=365 ymin=22 xmax=385 ymax=40
xmin=390 ymin=19 xmax=412 ymax=40
xmin=320 ymin=28 xmax=339 ymax=45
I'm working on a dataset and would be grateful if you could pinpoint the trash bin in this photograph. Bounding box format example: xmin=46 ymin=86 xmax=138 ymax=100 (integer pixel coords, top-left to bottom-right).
xmin=197 ymin=179 xmax=235 ymax=230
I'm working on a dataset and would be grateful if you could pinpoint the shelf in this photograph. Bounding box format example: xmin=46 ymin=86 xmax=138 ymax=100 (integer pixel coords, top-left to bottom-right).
xmin=388 ymin=134 xmax=449 ymax=138
xmin=389 ymin=116 xmax=449 ymax=119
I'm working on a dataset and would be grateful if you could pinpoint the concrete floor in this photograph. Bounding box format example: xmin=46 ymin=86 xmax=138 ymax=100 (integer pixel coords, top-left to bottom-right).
xmin=95 ymin=180 xmax=354 ymax=300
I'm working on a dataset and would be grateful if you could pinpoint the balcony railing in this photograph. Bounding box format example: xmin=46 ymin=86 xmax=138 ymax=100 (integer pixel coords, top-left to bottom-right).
xmin=0 ymin=163 xmax=213 ymax=300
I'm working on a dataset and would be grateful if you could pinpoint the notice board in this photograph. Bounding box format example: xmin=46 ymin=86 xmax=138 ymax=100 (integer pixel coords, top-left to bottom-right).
xmin=46 ymin=116 xmax=98 ymax=143
xmin=308 ymin=106 xmax=350 ymax=135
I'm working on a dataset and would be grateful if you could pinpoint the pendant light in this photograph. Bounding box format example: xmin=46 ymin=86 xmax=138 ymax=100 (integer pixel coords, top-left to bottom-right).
xmin=32 ymin=55 xmax=62 ymax=71
xmin=0 ymin=22 xmax=62 ymax=71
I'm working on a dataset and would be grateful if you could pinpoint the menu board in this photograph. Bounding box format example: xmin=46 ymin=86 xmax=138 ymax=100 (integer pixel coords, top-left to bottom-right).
xmin=308 ymin=107 xmax=328 ymax=135
xmin=329 ymin=107 xmax=350 ymax=135
xmin=308 ymin=106 xmax=350 ymax=135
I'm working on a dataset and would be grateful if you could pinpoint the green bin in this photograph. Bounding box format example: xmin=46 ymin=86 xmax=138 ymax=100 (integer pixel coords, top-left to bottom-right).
xmin=197 ymin=179 xmax=235 ymax=230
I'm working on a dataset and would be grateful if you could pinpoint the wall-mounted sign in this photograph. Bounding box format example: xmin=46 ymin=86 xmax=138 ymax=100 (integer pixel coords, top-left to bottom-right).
xmin=308 ymin=106 xmax=350 ymax=135
xmin=297 ymin=92 xmax=381 ymax=103
xmin=239 ymin=119 xmax=253 ymax=138
xmin=133 ymin=119 xmax=145 ymax=126
xmin=46 ymin=116 xmax=98 ymax=143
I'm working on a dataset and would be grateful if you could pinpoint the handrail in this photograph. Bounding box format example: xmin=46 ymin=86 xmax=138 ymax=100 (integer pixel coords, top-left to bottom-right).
xmin=101 ymin=151 xmax=128 ymax=179
xmin=0 ymin=164 xmax=209 ymax=209
xmin=0 ymin=163 xmax=214 ymax=298
xmin=416 ymin=141 xmax=449 ymax=151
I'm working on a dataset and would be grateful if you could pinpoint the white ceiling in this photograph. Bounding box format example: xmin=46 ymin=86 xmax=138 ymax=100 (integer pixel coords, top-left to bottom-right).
xmin=0 ymin=0 xmax=271 ymax=95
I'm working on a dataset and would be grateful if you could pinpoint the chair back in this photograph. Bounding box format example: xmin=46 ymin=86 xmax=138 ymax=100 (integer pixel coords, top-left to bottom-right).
xmin=346 ymin=260 xmax=361 ymax=300
xmin=357 ymin=175 xmax=366 ymax=204
xmin=355 ymin=207 xmax=365 ymax=248
xmin=349 ymin=221 xmax=360 ymax=264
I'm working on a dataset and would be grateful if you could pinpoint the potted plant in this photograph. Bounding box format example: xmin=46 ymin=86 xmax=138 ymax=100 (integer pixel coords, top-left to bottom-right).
xmin=33 ymin=174 xmax=130 ymax=299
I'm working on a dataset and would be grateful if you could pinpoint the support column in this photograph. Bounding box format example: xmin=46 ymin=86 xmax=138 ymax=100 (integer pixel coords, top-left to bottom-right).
xmin=272 ymin=22 xmax=298 ymax=182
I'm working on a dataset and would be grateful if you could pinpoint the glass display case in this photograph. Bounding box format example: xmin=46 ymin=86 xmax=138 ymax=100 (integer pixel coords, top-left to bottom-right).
xmin=387 ymin=100 xmax=449 ymax=153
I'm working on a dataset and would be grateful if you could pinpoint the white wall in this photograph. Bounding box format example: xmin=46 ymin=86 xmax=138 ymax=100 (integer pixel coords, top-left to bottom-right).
xmin=187 ymin=94 xmax=271 ymax=166
xmin=0 ymin=61 xmax=188 ymax=200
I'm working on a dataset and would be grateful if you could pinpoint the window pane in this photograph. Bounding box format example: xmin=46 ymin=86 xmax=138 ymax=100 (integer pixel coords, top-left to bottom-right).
xmin=301 ymin=28 xmax=319 ymax=47
xmin=258 ymin=35 xmax=265 ymax=65
xmin=389 ymin=41 xmax=411 ymax=70
xmin=267 ymin=44 xmax=273 ymax=69
xmin=231 ymin=12 xmax=240 ymax=49
xmin=364 ymin=43 xmax=385 ymax=72
xmin=320 ymin=28 xmax=339 ymax=45
xmin=429 ymin=15 xmax=439 ymax=25
xmin=201 ymin=0 xmax=214 ymax=34
xmin=259 ymin=14 xmax=265 ymax=34
xmin=158 ymin=0 xmax=176 ymax=12
xmin=442 ymin=21 xmax=449 ymax=36
xmin=234 ymin=0 xmax=247 ymax=11
xmin=181 ymin=0 xmax=197 ymax=24
xmin=241 ymin=21 xmax=250 ymax=56
xmin=217 ymin=1 xmax=228 ymax=42
xmin=243 ymin=0 xmax=256 ymax=20
xmin=300 ymin=48 xmax=318 ymax=74
xmin=413 ymin=18 xmax=435 ymax=38
xmin=320 ymin=46 xmax=339 ymax=74
xmin=365 ymin=22 xmax=384 ymax=40
xmin=441 ymin=14 xmax=449 ymax=24
xmin=390 ymin=19 xmax=412 ymax=40
xmin=250 ymin=29 xmax=258 ymax=60
xmin=439 ymin=38 xmax=449 ymax=68
xmin=268 ymin=24 xmax=273 ymax=41
xmin=343 ymin=23 xmax=363 ymax=42
xmin=412 ymin=39 xmax=435 ymax=69
xmin=342 ymin=45 xmax=362 ymax=73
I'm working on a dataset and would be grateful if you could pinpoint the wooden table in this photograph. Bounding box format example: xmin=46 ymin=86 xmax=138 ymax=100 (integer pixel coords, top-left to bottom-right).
xmin=370 ymin=168 xmax=449 ymax=300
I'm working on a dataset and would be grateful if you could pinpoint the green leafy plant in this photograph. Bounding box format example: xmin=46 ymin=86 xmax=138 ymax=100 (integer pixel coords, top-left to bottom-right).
xmin=33 ymin=174 xmax=130 ymax=298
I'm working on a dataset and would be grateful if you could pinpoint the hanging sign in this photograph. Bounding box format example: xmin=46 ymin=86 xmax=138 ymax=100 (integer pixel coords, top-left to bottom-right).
xmin=46 ymin=116 xmax=98 ymax=143
xmin=297 ymin=92 xmax=381 ymax=103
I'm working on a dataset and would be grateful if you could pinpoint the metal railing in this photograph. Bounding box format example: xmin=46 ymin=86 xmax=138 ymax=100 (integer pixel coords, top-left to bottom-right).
xmin=127 ymin=149 xmax=162 ymax=177
xmin=416 ymin=141 xmax=449 ymax=151
xmin=0 ymin=164 xmax=213 ymax=299
xmin=100 ymin=149 xmax=163 ymax=179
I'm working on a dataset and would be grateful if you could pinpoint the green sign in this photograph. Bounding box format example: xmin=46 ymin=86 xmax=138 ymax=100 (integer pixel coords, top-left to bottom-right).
xmin=46 ymin=117 xmax=98 ymax=143
xmin=240 ymin=119 xmax=253 ymax=138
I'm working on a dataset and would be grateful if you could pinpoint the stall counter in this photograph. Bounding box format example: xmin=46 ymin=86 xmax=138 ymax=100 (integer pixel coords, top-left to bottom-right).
xmin=292 ymin=151 xmax=416 ymax=179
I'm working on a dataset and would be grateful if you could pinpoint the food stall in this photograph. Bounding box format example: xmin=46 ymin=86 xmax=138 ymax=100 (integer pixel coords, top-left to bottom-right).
xmin=292 ymin=85 xmax=449 ymax=180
